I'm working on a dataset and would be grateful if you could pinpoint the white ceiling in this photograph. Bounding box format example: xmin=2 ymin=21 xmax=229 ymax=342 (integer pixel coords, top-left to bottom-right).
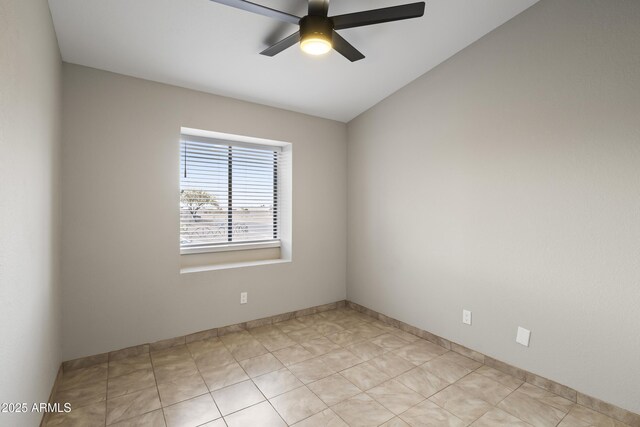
xmin=48 ymin=0 xmax=537 ymax=122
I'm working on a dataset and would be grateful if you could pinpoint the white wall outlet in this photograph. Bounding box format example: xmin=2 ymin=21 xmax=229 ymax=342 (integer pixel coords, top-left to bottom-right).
xmin=462 ymin=309 xmax=472 ymax=325
xmin=516 ymin=326 xmax=531 ymax=346
xmin=240 ymin=292 xmax=248 ymax=304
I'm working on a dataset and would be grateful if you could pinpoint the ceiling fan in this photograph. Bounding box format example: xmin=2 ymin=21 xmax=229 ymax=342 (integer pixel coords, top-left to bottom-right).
xmin=209 ymin=0 xmax=426 ymax=61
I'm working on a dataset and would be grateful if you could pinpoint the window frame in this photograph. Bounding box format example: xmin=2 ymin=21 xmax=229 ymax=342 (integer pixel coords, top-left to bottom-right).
xmin=179 ymin=133 xmax=282 ymax=255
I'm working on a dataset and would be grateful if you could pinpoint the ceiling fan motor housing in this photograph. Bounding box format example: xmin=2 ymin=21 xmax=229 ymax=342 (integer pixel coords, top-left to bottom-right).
xmin=299 ymin=15 xmax=334 ymax=44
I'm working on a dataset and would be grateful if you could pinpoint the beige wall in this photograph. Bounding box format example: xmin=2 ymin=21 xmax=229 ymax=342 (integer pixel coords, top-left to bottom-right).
xmin=0 ymin=0 xmax=62 ymax=425
xmin=347 ymin=0 xmax=640 ymax=414
xmin=61 ymin=64 xmax=347 ymax=360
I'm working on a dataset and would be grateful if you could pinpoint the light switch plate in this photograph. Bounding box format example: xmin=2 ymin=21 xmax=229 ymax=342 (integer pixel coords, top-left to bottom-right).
xmin=516 ymin=326 xmax=531 ymax=346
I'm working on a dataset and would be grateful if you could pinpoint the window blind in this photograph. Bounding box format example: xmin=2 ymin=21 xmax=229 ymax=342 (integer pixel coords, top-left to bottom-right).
xmin=180 ymin=134 xmax=280 ymax=251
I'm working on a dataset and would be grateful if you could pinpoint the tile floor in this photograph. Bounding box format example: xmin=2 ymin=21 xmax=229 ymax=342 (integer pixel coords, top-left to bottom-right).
xmin=45 ymin=308 xmax=631 ymax=427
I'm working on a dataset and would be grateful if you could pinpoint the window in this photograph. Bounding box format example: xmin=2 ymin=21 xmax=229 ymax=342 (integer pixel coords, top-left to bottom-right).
xmin=180 ymin=134 xmax=280 ymax=254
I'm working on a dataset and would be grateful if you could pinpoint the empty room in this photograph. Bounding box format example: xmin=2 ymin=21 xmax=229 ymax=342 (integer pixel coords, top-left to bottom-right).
xmin=1 ymin=0 xmax=639 ymax=426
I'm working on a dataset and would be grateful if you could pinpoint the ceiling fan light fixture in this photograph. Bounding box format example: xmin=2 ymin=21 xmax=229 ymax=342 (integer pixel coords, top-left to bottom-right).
xmin=299 ymin=15 xmax=333 ymax=56
xmin=300 ymin=35 xmax=332 ymax=55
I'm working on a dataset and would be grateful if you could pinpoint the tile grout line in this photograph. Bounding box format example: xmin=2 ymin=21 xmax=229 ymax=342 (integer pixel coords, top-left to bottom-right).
xmin=146 ymin=353 xmax=169 ymax=427
xmin=218 ymin=330 xmax=289 ymax=425
xmin=203 ymin=336 xmax=235 ymax=422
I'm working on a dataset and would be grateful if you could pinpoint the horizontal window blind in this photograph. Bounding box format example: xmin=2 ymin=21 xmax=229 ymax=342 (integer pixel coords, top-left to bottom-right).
xmin=180 ymin=134 xmax=280 ymax=250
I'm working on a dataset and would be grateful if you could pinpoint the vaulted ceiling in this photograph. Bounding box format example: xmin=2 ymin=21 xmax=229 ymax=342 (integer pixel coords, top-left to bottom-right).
xmin=48 ymin=0 xmax=538 ymax=122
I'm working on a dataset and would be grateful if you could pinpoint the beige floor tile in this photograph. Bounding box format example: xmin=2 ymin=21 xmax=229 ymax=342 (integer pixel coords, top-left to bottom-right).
xmin=109 ymin=354 xmax=153 ymax=378
xmin=312 ymin=321 xmax=345 ymax=336
xmin=390 ymin=329 xmax=421 ymax=343
xmin=393 ymin=341 xmax=447 ymax=366
xmin=53 ymin=379 xmax=107 ymax=409
xmin=45 ymin=401 xmax=106 ymax=427
xmin=429 ymin=384 xmax=494 ymax=424
xmin=59 ymin=363 xmax=109 ymax=392
xmin=194 ymin=348 xmax=236 ymax=371
xmin=270 ymin=386 xmax=327 ymax=424
xmin=199 ymin=361 xmax=249 ymax=391
xmin=229 ymin=339 xmax=269 ymax=361
xmin=293 ymin=408 xmax=348 ymax=426
xmin=319 ymin=348 xmax=363 ymax=372
xmin=421 ymin=356 xmax=473 ymax=383
xmin=239 ymin=353 xmax=284 ymax=378
xmin=332 ymin=393 xmax=395 ymax=427
xmin=273 ymin=344 xmax=315 ymax=366
xmin=399 ymin=400 xmax=466 ymax=427
xmin=369 ymin=321 xmax=400 ymax=334
xmin=517 ymin=382 xmax=575 ymax=413
xmin=367 ymin=379 xmax=425 ymax=415
xmin=288 ymin=327 xmax=324 ymax=343
xmin=162 ymin=394 xmax=221 ymax=427
xmin=150 ymin=337 xmax=185 ymax=353
xmin=308 ymin=373 xmax=361 ymax=406
xmin=211 ymin=380 xmax=265 ymax=416
xmin=157 ymin=371 xmax=208 ymax=407
xmin=334 ymin=318 xmax=367 ymax=330
xmin=437 ymin=352 xmax=482 ymax=371
xmin=327 ymin=330 xmax=366 ymax=347
xmin=289 ymin=357 xmax=335 ymax=384
xmin=248 ymin=324 xmax=281 ymax=337
xmin=341 ymin=362 xmax=391 ymax=391
xmin=108 ymin=369 xmax=156 ymax=399
xmin=224 ymin=401 xmax=286 ymax=427
xmin=475 ymin=365 xmax=523 ymax=390
xmin=253 ymin=368 xmax=304 ymax=398
xmin=561 ymin=405 xmax=629 ymax=427
xmin=318 ymin=310 xmax=346 ymax=322
xmin=454 ymin=372 xmax=513 ymax=405
xmin=396 ymin=366 xmax=450 ymax=398
xmin=186 ymin=338 xmax=225 ymax=359
xmin=370 ymin=334 xmax=410 ymax=351
xmin=275 ymin=318 xmax=307 ymax=334
xmin=498 ymin=390 xmax=567 ymax=427
xmin=469 ymin=407 xmax=532 ymax=426
xmin=106 ymin=386 xmax=161 ymax=425
xmin=380 ymin=417 xmax=411 ymax=427
xmin=368 ymin=353 xmax=415 ymax=377
xmin=154 ymin=359 xmax=199 ymax=384
xmin=349 ymin=324 xmax=386 ymax=341
xmin=108 ymin=409 xmax=166 ymax=427
xmin=219 ymin=331 xmax=254 ymax=349
xmin=349 ymin=312 xmax=376 ymax=323
xmin=300 ymin=336 xmax=341 ymax=356
xmin=257 ymin=333 xmax=297 ymax=352
xmin=151 ymin=345 xmax=192 ymax=367
xmin=346 ymin=341 xmax=386 ymax=361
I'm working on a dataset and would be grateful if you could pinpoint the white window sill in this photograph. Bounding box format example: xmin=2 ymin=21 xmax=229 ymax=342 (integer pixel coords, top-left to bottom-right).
xmin=180 ymin=258 xmax=290 ymax=274
xmin=180 ymin=240 xmax=281 ymax=255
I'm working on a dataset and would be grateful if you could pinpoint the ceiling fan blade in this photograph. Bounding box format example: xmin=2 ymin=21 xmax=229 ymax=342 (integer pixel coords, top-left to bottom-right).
xmin=331 ymin=31 xmax=364 ymax=62
xmin=331 ymin=2 xmax=425 ymax=30
xmin=308 ymin=0 xmax=329 ymax=17
xmin=260 ymin=31 xmax=301 ymax=56
xmin=209 ymin=0 xmax=300 ymax=25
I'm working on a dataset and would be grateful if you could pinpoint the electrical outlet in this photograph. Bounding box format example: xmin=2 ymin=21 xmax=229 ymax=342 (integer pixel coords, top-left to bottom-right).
xmin=240 ymin=292 xmax=247 ymax=304
xmin=516 ymin=326 xmax=531 ymax=346
xmin=462 ymin=309 xmax=472 ymax=325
